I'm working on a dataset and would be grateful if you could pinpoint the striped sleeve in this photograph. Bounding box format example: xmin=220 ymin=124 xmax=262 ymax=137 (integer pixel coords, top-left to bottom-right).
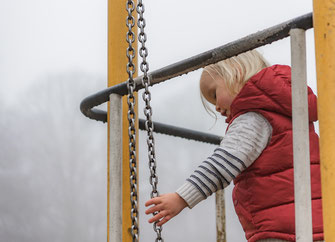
xmin=176 ymin=112 xmax=272 ymax=208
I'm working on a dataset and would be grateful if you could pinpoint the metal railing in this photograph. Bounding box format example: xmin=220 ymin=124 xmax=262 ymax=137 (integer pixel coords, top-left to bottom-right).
xmin=80 ymin=12 xmax=312 ymax=144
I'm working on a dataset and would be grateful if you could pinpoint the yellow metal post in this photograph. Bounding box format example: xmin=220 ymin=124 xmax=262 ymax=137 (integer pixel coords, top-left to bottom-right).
xmin=313 ymin=1 xmax=335 ymax=241
xmin=108 ymin=0 xmax=138 ymax=241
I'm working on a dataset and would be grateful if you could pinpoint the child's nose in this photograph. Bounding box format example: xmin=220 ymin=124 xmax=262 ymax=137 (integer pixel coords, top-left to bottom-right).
xmin=215 ymin=105 xmax=220 ymax=112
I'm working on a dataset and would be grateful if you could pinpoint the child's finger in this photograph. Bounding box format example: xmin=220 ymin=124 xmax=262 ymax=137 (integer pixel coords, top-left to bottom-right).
xmin=157 ymin=215 xmax=171 ymax=227
xmin=145 ymin=197 xmax=161 ymax=207
xmin=145 ymin=204 xmax=162 ymax=215
xmin=148 ymin=211 xmax=167 ymax=224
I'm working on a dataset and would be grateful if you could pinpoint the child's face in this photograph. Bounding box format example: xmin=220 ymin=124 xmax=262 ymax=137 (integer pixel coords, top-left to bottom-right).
xmin=200 ymin=71 xmax=237 ymax=117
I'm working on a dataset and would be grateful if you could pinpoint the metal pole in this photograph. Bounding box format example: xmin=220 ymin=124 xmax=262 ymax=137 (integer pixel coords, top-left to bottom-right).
xmin=109 ymin=94 xmax=123 ymax=242
xmin=215 ymin=190 xmax=226 ymax=242
xmin=290 ymin=28 xmax=313 ymax=242
xmin=313 ymin=1 xmax=335 ymax=240
xmin=108 ymin=0 xmax=138 ymax=241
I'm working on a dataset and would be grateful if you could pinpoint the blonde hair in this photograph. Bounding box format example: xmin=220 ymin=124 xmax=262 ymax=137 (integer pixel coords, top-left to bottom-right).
xmin=201 ymin=49 xmax=269 ymax=119
xmin=204 ymin=49 xmax=269 ymax=95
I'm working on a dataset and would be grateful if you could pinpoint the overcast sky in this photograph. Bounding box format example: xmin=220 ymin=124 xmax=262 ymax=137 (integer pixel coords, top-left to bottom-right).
xmin=0 ymin=0 xmax=316 ymax=102
xmin=1 ymin=0 xmax=316 ymax=241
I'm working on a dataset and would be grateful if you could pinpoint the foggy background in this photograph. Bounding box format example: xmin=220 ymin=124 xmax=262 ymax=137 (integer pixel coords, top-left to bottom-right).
xmin=0 ymin=0 xmax=317 ymax=241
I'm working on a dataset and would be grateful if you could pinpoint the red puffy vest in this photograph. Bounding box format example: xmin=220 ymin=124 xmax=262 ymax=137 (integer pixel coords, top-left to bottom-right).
xmin=226 ymin=65 xmax=323 ymax=242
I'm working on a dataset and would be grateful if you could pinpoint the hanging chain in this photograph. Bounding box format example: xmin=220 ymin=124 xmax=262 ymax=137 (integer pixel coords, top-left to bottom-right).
xmin=126 ymin=0 xmax=139 ymax=241
xmin=126 ymin=0 xmax=162 ymax=241
xmin=137 ymin=1 xmax=163 ymax=242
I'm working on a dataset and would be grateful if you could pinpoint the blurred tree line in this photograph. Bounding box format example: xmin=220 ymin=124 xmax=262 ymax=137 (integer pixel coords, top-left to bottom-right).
xmin=0 ymin=70 xmax=241 ymax=242
xmin=0 ymin=72 xmax=107 ymax=242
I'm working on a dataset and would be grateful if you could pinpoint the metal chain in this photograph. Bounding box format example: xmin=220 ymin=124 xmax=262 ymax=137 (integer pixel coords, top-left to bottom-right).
xmin=137 ymin=1 xmax=163 ymax=241
xmin=126 ymin=0 xmax=139 ymax=241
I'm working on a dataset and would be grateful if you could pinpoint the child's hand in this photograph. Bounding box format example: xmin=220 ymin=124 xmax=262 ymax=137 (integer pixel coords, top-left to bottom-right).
xmin=145 ymin=193 xmax=188 ymax=226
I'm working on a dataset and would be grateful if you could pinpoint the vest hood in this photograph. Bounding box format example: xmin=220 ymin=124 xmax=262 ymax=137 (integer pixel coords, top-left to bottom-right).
xmin=226 ymin=65 xmax=318 ymax=123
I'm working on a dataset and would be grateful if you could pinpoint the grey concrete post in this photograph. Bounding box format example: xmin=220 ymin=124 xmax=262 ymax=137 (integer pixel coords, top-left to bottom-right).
xmin=290 ymin=28 xmax=313 ymax=242
xmin=108 ymin=94 xmax=123 ymax=242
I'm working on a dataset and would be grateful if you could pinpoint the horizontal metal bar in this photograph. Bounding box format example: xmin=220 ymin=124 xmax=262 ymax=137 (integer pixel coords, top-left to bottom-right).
xmin=142 ymin=12 xmax=312 ymax=88
xmin=80 ymin=12 xmax=312 ymax=123
xmin=139 ymin=119 xmax=222 ymax=145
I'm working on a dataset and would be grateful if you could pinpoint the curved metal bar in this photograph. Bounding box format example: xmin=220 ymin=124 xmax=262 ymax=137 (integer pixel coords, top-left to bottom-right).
xmin=80 ymin=12 xmax=312 ymax=123
xmin=79 ymin=12 xmax=312 ymax=144
xmin=80 ymin=83 xmax=128 ymax=122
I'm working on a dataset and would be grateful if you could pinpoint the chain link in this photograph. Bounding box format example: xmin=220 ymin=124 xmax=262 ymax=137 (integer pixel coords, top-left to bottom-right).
xmin=126 ymin=0 xmax=139 ymax=241
xmin=137 ymin=1 xmax=163 ymax=241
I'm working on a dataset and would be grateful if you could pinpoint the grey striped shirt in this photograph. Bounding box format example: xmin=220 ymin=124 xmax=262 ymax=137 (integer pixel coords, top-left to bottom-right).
xmin=176 ymin=112 xmax=272 ymax=208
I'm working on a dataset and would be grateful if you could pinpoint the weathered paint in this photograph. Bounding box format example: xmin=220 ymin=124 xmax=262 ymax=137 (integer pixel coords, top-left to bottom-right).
xmin=313 ymin=1 xmax=335 ymax=241
xmin=290 ymin=28 xmax=313 ymax=242
xmin=109 ymin=94 xmax=123 ymax=241
xmin=108 ymin=0 xmax=138 ymax=241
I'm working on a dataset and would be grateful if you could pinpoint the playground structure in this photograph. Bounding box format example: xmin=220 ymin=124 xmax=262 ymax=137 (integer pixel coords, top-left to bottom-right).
xmin=80 ymin=1 xmax=335 ymax=241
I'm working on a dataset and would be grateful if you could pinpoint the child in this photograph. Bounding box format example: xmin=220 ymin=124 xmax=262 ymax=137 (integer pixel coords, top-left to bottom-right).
xmin=145 ymin=50 xmax=323 ymax=242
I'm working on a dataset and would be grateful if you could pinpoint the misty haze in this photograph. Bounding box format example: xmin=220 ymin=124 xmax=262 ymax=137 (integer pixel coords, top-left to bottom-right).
xmin=1 ymin=0 xmax=316 ymax=241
